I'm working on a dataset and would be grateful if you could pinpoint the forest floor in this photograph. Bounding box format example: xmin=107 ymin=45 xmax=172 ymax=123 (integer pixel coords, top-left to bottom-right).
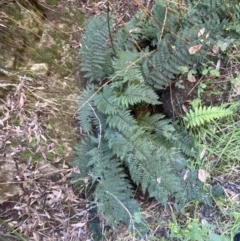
xmin=0 ymin=0 xmax=240 ymax=241
xmin=0 ymin=1 xmax=156 ymax=241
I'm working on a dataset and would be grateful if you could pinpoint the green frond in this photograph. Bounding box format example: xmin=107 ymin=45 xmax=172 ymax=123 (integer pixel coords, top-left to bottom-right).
xmin=141 ymin=0 xmax=239 ymax=89
xmin=185 ymin=106 xmax=233 ymax=128
xmin=183 ymin=169 xmax=212 ymax=205
xmin=94 ymin=158 xmax=139 ymax=229
xmin=77 ymin=84 xmax=104 ymax=135
xmin=117 ymin=84 xmax=160 ymax=107
xmin=171 ymin=130 xmax=198 ymax=158
xmin=153 ymin=0 xmax=181 ymax=35
xmin=106 ymin=110 xmax=136 ymax=133
xmin=105 ymin=127 xmax=143 ymax=160
xmin=71 ymin=136 xmax=97 ymax=182
xmin=93 ymin=85 xmax=122 ymax=115
xmin=111 ymin=51 xmax=144 ymax=86
xmin=105 ymin=126 xmax=188 ymax=206
xmin=137 ymin=113 xmax=165 ymax=132
xmin=80 ymin=14 xmax=113 ymax=82
xmin=114 ymin=11 xmax=157 ymax=51
xmin=82 ymin=141 xmax=141 ymax=230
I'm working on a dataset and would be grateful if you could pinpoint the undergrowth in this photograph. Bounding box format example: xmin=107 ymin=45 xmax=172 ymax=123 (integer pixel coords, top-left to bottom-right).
xmin=71 ymin=0 xmax=240 ymax=239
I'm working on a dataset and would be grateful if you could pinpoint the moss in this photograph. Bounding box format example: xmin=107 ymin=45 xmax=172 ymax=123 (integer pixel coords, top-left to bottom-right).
xmin=68 ymin=9 xmax=85 ymax=24
xmin=46 ymin=0 xmax=59 ymax=6
xmin=45 ymin=152 xmax=55 ymax=160
xmin=3 ymin=3 xmax=22 ymax=22
xmin=21 ymin=150 xmax=42 ymax=163
xmin=55 ymin=144 xmax=64 ymax=156
xmin=31 ymin=46 xmax=60 ymax=66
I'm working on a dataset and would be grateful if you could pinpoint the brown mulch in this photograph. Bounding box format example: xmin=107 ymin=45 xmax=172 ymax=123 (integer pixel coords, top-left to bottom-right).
xmin=0 ymin=73 xmax=89 ymax=240
xmin=0 ymin=1 xmax=154 ymax=240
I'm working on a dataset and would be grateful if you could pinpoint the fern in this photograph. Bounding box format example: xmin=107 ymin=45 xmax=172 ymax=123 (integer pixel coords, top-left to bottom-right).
xmin=77 ymin=84 xmax=106 ymax=135
xmin=185 ymin=106 xmax=233 ymax=128
xmin=114 ymin=11 xmax=157 ymax=51
xmin=141 ymin=0 xmax=240 ymax=89
xmin=88 ymin=142 xmax=140 ymax=229
xmin=117 ymin=84 xmax=160 ymax=107
xmin=79 ymin=14 xmax=113 ymax=82
xmin=72 ymin=0 xmax=238 ymax=233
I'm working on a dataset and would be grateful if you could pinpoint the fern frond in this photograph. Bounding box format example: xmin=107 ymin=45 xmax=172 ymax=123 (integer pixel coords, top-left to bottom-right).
xmin=106 ymin=110 xmax=136 ymax=133
xmin=71 ymin=136 xmax=97 ymax=182
xmin=111 ymin=51 xmax=144 ymax=86
xmin=80 ymin=14 xmax=113 ymax=82
xmin=72 ymin=0 xmax=239 ymax=230
xmin=94 ymin=158 xmax=139 ymax=228
xmin=117 ymin=84 xmax=160 ymax=107
xmin=171 ymin=130 xmax=198 ymax=157
xmin=93 ymin=85 xmax=121 ymax=115
xmin=105 ymin=127 xmax=187 ymax=206
xmin=185 ymin=106 xmax=233 ymax=128
xmin=137 ymin=113 xmax=165 ymax=132
xmin=142 ymin=0 xmax=238 ymax=89
xmin=77 ymin=84 xmax=105 ymax=135
xmin=86 ymin=142 xmax=140 ymax=230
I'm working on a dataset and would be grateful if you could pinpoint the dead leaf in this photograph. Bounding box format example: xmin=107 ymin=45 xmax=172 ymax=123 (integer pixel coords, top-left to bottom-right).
xmin=205 ymin=32 xmax=210 ymax=39
xmin=200 ymin=148 xmax=206 ymax=160
xmin=72 ymin=166 xmax=80 ymax=174
xmin=212 ymin=45 xmax=219 ymax=54
xmin=19 ymin=92 xmax=26 ymax=109
xmin=71 ymin=222 xmax=86 ymax=228
xmin=182 ymin=104 xmax=188 ymax=113
xmin=189 ymin=44 xmax=202 ymax=55
xmin=187 ymin=75 xmax=196 ymax=82
xmin=183 ymin=170 xmax=190 ymax=181
xmin=63 ymin=161 xmax=69 ymax=169
xmin=198 ymin=28 xmax=205 ymax=37
xmin=198 ymin=169 xmax=209 ymax=182
xmin=216 ymin=59 xmax=221 ymax=70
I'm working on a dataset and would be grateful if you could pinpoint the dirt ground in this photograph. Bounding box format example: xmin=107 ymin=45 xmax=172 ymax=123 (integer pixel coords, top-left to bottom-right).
xmin=0 ymin=1 xmax=155 ymax=240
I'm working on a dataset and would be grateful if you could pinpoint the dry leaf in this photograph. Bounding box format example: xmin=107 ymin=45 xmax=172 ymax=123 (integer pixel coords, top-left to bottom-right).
xmin=212 ymin=45 xmax=219 ymax=54
xmin=187 ymin=75 xmax=196 ymax=82
xmin=189 ymin=44 xmax=202 ymax=55
xmin=198 ymin=169 xmax=209 ymax=182
xmin=19 ymin=92 xmax=26 ymax=109
xmin=71 ymin=222 xmax=86 ymax=228
xmin=200 ymin=148 xmax=206 ymax=160
xmin=63 ymin=161 xmax=69 ymax=169
xmin=198 ymin=28 xmax=205 ymax=37
xmin=216 ymin=59 xmax=221 ymax=70
xmin=72 ymin=166 xmax=80 ymax=174
xmin=183 ymin=170 xmax=190 ymax=181
xmin=182 ymin=104 xmax=188 ymax=113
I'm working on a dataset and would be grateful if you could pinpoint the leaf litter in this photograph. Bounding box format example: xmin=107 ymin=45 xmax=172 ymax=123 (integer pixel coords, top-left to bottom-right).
xmin=0 ymin=74 xmax=90 ymax=240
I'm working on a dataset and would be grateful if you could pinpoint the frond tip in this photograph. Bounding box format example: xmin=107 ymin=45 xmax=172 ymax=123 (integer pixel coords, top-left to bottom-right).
xmin=184 ymin=106 xmax=233 ymax=128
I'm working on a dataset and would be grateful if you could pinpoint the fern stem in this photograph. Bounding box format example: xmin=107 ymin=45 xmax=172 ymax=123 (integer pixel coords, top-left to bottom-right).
xmin=106 ymin=1 xmax=116 ymax=54
xmin=87 ymin=102 xmax=102 ymax=148
xmin=105 ymin=190 xmax=135 ymax=231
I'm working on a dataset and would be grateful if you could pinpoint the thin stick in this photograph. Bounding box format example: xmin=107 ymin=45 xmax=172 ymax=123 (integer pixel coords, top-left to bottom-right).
xmin=87 ymin=103 xmax=102 ymax=148
xmin=105 ymin=190 xmax=135 ymax=231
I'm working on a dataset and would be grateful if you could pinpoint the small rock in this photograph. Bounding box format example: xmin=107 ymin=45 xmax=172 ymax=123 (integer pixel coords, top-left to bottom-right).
xmin=30 ymin=63 xmax=48 ymax=75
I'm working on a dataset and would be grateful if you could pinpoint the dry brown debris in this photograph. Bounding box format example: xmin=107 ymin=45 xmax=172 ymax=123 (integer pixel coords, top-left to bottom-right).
xmin=0 ymin=70 xmax=89 ymax=240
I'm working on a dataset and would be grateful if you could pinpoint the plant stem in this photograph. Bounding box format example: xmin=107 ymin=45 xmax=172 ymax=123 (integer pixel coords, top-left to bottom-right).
xmin=106 ymin=1 xmax=116 ymax=54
